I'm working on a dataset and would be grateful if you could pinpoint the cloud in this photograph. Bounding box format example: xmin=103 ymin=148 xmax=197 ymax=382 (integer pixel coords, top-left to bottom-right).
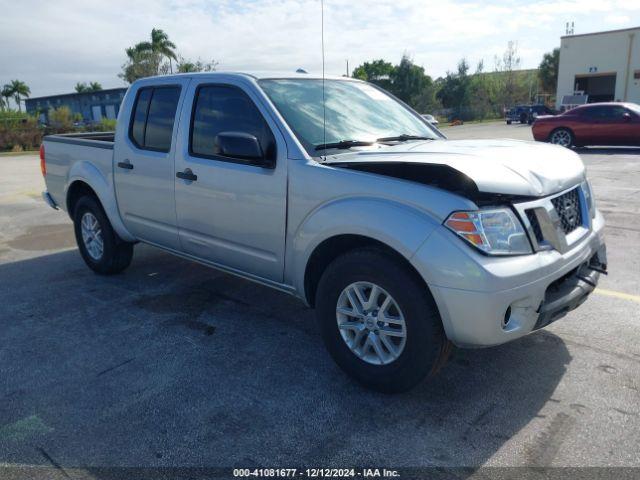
xmin=0 ymin=0 xmax=638 ymax=98
xmin=605 ymin=14 xmax=631 ymax=25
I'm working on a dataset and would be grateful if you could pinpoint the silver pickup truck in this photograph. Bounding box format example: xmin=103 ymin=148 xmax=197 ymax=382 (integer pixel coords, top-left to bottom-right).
xmin=41 ymin=72 xmax=607 ymax=392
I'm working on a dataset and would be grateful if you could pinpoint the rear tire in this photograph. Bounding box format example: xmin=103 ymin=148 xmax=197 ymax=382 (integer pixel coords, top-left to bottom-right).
xmin=73 ymin=196 xmax=133 ymax=275
xmin=506 ymin=120 xmax=512 ymax=125
xmin=549 ymin=128 xmax=574 ymax=148
xmin=315 ymin=248 xmax=450 ymax=393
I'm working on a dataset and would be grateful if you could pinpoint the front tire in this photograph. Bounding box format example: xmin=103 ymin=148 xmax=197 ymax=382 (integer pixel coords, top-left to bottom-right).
xmin=73 ymin=196 xmax=133 ymax=275
xmin=549 ymin=128 xmax=574 ymax=148
xmin=316 ymin=248 xmax=449 ymax=393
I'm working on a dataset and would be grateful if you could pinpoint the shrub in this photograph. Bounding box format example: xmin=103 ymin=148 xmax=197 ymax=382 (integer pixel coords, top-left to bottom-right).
xmin=94 ymin=118 xmax=117 ymax=132
xmin=48 ymin=106 xmax=74 ymax=132
xmin=0 ymin=112 xmax=42 ymax=151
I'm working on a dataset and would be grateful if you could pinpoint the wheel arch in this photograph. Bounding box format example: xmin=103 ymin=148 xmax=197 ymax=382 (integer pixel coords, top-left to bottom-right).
xmin=289 ymin=196 xmax=442 ymax=306
xmin=65 ymin=162 xmax=136 ymax=242
xmin=66 ymin=180 xmax=99 ymax=217
xmin=303 ymin=234 xmax=432 ymax=308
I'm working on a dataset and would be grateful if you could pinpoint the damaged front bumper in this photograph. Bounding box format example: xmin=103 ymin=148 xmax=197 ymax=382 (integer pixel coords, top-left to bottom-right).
xmin=535 ymin=251 xmax=606 ymax=330
xmin=413 ymin=209 xmax=607 ymax=348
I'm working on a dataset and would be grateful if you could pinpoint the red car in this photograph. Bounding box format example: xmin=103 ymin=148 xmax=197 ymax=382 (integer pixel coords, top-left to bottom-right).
xmin=532 ymin=102 xmax=640 ymax=148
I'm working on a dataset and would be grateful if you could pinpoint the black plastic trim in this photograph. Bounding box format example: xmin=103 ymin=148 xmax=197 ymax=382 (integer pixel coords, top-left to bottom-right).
xmin=535 ymin=260 xmax=603 ymax=330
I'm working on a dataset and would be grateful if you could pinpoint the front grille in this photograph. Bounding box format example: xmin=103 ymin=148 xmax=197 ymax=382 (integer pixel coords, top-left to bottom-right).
xmin=526 ymin=210 xmax=544 ymax=242
xmin=551 ymin=188 xmax=582 ymax=234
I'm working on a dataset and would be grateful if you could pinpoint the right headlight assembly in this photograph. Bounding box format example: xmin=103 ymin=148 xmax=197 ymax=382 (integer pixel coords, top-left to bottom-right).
xmin=444 ymin=208 xmax=532 ymax=256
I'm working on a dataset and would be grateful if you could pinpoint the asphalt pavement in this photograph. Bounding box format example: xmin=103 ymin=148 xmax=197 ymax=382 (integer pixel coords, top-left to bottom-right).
xmin=0 ymin=123 xmax=639 ymax=478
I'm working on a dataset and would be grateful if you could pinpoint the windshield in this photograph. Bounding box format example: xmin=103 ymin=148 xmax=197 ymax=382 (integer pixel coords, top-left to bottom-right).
xmin=258 ymin=79 xmax=439 ymax=155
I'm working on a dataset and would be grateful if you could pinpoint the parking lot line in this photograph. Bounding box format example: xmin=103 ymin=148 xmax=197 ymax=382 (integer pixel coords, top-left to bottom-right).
xmin=595 ymin=288 xmax=640 ymax=304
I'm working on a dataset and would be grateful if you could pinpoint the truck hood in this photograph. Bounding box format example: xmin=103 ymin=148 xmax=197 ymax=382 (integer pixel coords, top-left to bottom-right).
xmin=323 ymin=139 xmax=585 ymax=198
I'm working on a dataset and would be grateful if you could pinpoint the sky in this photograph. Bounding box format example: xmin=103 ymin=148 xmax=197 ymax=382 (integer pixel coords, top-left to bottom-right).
xmin=0 ymin=0 xmax=638 ymax=99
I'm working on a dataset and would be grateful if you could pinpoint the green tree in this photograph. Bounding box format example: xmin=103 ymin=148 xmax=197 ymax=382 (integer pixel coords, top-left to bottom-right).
xmin=7 ymin=80 xmax=30 ymax=112
xmin=436 ymin=59 xmax=472 ymax=116
xmin=75 ymin=82 xmax=88 ymax=93
xmin=389 ymin=55 xmax=431 ymax=105
xmin=352 ymin=59 xmax=395 ymax=91
xmin=150 ymin=28 xmax=178 ymax=73
xmin=135 ymin=28 xmax=178 ymax=73
xmin=120 ymin=45 xmax=161 ymax=84
xmin=539 ymin=48 xmax=560 ymax=93
xmin=177 ymin=56 xmax=218 ymax=73
xmin=2 ymin=85 xmax=14 ymax=110
xmin=120 ymin=29 xmax=179 ymax=83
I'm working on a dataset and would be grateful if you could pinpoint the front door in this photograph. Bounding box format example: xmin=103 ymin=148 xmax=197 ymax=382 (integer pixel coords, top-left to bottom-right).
xmin=114 ymin=83 xmax=186 ymax=249
xmin=584 ymin=105 xmax=634 ymax=146
xmin=174 ymin=82 xmax=287 ymax=282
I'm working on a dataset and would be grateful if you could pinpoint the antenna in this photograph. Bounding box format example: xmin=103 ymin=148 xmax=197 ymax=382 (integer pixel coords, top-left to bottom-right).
xmin=565 ymin=21 xmax=574 ymax=35
xmin=321 ymin=0 xmax=326 ymax=159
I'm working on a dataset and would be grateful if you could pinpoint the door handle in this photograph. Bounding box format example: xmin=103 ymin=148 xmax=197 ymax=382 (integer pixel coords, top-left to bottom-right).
xmin=176 ymin=168 xmax=197 ymax=182
xmin=117 ymin=160 xmax=134 ymax=170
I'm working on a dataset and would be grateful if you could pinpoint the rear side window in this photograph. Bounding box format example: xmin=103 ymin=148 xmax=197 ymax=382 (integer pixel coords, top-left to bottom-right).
xmin=581 ymin=105 xmax=627 ymax=120
xmin=190 ymin=85 xmax=276 ymax=163
xmin=131 ymin=88 xmax=152 ymax=146
xmin=129 ymin=86 xmax=181 ymax=152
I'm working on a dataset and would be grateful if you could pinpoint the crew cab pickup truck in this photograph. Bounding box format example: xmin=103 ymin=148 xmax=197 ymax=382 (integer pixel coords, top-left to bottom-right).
xmin=41 ymin=72 xmax=607 ymax=392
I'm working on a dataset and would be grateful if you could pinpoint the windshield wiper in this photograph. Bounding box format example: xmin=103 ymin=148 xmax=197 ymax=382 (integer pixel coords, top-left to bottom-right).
xmin=314 ymin=139 xmax=375 ymax=151
xmin=377 ymin=134 xmax=434 ymax=142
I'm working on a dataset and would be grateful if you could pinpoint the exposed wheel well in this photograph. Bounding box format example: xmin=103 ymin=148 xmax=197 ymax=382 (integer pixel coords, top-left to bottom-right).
xmin=304 ymin=234 xmax=427 ymax=307
xmin=66 ymin=181 xmax=99 ymax=218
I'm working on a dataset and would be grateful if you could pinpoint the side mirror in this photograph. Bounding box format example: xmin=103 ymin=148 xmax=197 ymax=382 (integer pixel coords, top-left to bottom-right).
xmin=622 ymin=112 xmax=632 ymax=122
xmin=214 ymin=131 xmax=274 ymax=168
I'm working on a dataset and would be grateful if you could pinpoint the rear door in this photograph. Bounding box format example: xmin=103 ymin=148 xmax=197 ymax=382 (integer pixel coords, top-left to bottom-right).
xmin=173 ymin=79 xmax=288 ymax=282
xmin=114 ymin=80 xmax=188 ymax=249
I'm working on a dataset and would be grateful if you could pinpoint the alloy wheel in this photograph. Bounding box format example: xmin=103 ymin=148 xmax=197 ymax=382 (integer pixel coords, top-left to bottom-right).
xmin=81 ymin=212 xmax=104 ymax=260
xmin=550 ymin=130 xmax=571 ymax=147
xmin=336 ymin=281 xmax=407 ymax=365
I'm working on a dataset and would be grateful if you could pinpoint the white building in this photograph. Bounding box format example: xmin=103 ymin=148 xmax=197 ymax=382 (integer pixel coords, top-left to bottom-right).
xmin=556 ymin=26 xmax=640 ymax=108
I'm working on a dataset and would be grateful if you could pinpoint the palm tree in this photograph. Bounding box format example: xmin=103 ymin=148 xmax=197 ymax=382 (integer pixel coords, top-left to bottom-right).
xmin=9 ymin=80 xmax=30 ymax=112
xmin=75 ymin=82 xmax=89 ymax=93
xmin=151 ymin=28 xmax=177 ymax=73
xmin=132 ymin=29 xmax=178 ymax=74
xmin=1 ymin=85 xmax=13 ymax=110
xmin=89 ymin=81 xmax=102 ymax=92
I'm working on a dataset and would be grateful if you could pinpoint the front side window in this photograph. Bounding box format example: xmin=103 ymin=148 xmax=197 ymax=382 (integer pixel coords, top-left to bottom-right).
xmin=258 ymin=79 xmax=438 ymax=156
xmin=190 ymin=85 xmax=276 ymax=163
xmin=129 ymin=86 xmax=181 ymax=152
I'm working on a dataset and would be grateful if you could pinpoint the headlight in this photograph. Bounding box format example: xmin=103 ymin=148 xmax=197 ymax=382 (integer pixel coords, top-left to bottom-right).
xmin=444 ymin=208 xmax=532 ymax=255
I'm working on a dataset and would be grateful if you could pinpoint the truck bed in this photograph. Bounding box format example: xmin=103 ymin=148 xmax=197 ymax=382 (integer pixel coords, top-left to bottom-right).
xmin=44 ymin=131 xmax=115 ymax=149
xmin=42 ymin=132 xmax=116 ymax=212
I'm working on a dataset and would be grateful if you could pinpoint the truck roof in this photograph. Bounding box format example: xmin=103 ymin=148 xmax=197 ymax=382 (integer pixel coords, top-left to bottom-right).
xmin=136 ymin=71 xmax=353 ymax=83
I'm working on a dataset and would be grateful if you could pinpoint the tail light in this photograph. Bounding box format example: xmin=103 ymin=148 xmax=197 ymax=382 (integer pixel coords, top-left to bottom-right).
xmin=40 ymin=144 xmax=46 ymax=176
